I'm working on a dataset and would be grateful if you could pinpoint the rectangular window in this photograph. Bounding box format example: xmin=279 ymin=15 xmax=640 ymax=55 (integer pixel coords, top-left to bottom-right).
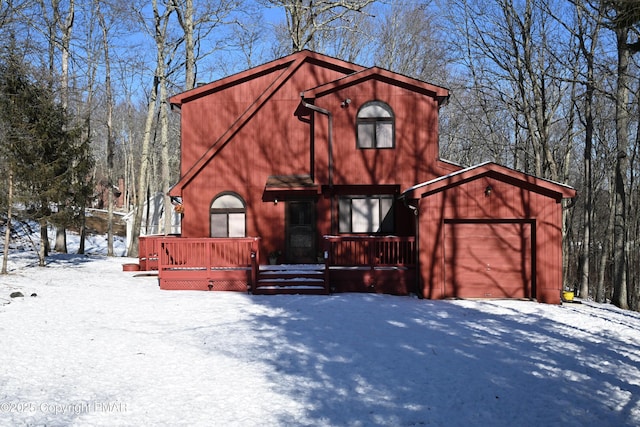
xmin=357 ymin=123 xmax=375 ymax=148
xmin=210 ymin=213 xmax=227 ymax=237
xmin=376 ymin=122 xmax=393 ymax=148
xmin=211 ymin=213 xmax=246 ymax=237
xmin=228 ymin=213 xmax=245 ymax=237
xmin=338 ymin=195 xmax=394 ymax=233
xmin=357 ymin=121 xmax=394 ymax=148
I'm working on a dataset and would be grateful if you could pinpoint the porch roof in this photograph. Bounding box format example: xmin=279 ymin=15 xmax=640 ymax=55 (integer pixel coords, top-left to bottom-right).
xmin=262 ymin=174 xmax=320 ymax=201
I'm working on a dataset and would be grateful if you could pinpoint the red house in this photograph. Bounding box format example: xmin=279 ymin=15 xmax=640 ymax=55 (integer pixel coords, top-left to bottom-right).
xmin=142 ymin=50 xmax=575 ymax=304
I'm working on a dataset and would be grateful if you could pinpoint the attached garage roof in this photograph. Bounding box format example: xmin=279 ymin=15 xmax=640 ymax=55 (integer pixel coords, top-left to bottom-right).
xmin=401 ymin=162 xmax=576 ymax=202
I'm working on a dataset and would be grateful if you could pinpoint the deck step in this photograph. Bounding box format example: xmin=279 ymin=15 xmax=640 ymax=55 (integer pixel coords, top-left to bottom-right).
xmin=253 ymin=264 xmax=329 ymax=295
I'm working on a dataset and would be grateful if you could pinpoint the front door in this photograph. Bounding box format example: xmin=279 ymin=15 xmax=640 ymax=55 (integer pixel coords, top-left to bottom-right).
xmin=286 ymin=200 xmax=316 ymax=263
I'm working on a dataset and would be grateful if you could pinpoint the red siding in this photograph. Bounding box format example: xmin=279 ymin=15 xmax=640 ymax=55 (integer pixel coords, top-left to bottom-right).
xmin=175 ymin=54 xmax=446 ymax=261
xmin=177 ymin=61 xmax=350 ymax=258
xmin=180 ymin=71 xmax=276 ymax=176
xmin=313 ymin=80 xmax=447 ymax=188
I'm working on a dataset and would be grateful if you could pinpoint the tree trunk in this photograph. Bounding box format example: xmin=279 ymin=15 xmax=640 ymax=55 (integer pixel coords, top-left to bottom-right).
xmin=578 ymin=25 xmax=596 ymax=299
xmin=78 ymin=204 xmax=86 ymax=255
xmin=54 ymin=228 xmax=67 ymax=253
xmin=157 ymin=12 xmax=171 ymax=235
xmin=612 ymin=26 xmax=631 ymax=310
xmin=52 ymin=0 xmax=74 ymax=254
xmin=97 ymin=2 xmax=115 ymax=256
xmin=183 ymin=0 xmax=195 ymax=90
xmin=129 ymin=80 xmax=156 ymax=258
xmin=159 ymin=78 xmax=172 ymax=236
xmin=39 ymin=221 xmax=48 ymax=267
xmin=130 ymin=1 xmax=167 ymax=256
xmin=2 ymin=171 xmax=14 ymax=274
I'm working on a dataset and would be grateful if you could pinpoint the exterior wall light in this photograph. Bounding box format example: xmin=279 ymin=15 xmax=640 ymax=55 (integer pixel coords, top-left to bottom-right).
xmin=485 ymin=185 xmax=493 ymax=197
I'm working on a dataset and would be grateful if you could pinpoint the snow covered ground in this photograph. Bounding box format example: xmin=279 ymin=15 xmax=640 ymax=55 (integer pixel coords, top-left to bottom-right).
xmin=0 ymin=232 xmax=639 ymax=426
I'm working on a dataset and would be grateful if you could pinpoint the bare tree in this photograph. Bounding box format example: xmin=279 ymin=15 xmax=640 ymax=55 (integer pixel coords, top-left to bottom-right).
xmin=2 ymin=172 xmax=14 ymax=274
xmin=159 ymin=66 xmax=173 ymax=237
xmin=52 ymin=0 xmax=75 ymax=253
xmin=610 ymin=10 xmax=634 ymax=310
xmin=444 ymin=0 xmax=574 ymax=182
xmin=96 ymin=0 xmax=117 ymax=256
xmin=129 ymin=0 xmax=175 ymax=257
xmin=374 ymin=1 xmax=449 ymax=84
xmin=263 ymin=0 xmax=377 ymax=53
xmin=174 ymin=0 xmax=243 ymax=89
xmin=572 ymin=1 xmax=605 ymax=300
xmin=546 ymin=0 xmax=607 ymax=299
xmin=175 ymin=0 xmax=196 ymax=90
xmin=229 ymin=13 xmax=268 ymax=69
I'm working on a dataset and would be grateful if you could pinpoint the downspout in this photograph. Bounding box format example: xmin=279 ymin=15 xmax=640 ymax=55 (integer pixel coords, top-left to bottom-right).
xmin=403 ymin=197 xmax=422 ymax=298
xmin=301 ymin=94 xmax=335 ymax=233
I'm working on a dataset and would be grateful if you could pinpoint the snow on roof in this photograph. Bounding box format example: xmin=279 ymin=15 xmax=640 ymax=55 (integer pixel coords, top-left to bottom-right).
xmin=402 ymin=161 xmax=493 ymax=196
xmin=401 ymin=161 xmax=576 ymax=199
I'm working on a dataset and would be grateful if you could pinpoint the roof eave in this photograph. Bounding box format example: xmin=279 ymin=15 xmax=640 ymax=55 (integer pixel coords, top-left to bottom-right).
xmin=169 ymin=50 xmax=366 ymax=107
xmin=301 ymin=67 xmax=450 ymax=102
xmin=401 ymin=162 xmax=577 ymax=201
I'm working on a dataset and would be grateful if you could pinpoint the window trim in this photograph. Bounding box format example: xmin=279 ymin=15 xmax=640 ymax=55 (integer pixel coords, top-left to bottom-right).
xmin=209 ymin=192 xmax=246 ymax=238
xmin=356 ymin=101 xmax=395 ymax=149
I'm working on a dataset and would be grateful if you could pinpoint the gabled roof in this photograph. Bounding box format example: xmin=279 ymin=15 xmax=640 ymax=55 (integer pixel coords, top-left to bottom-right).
xmin=170 ymin=50 xmax=365 ymax=108
xmin=301 ymin=66 xmax=449 ymax=105
xmin=401 ymin=162 xmax=576 ymax=202
xmin=169 ymin=51 xmax=366 ymax=196
xmin=168 ymin=50 xmax=453 ymax=197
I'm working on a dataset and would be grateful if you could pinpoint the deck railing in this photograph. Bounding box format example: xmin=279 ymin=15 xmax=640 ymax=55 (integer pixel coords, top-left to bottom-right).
xmin=158 ymin=237 xmax=260 ymax=269
xmin=323 ymin=235 xmax=416 ymax=295
xmin=154 ymin=237 xmax=260 ymax=291
xmin=138 ymin=235 xmax=175 ymax=271
xmin=137 ymin=235 xmax=415 ymax=294
xmin=323 ymin=235 xmax=416 ymax=267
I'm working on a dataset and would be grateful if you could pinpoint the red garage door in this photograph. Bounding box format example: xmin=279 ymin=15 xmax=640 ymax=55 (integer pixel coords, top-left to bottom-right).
xmin=444 ymin=222 xmax=532 ymax=299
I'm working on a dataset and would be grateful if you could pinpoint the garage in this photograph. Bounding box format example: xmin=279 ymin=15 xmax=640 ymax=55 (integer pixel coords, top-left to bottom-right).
xmin=401 ymin=162 xmax=576 ymax=304
xmin=444 ymin=221 xmax=532 ymax=299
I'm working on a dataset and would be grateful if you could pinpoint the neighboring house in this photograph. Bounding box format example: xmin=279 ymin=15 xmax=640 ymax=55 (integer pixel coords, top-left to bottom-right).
xmin=151 ymin=50 xmax=575 ymax=303
xmin=94 ymin=178 xmax=125 ymax=210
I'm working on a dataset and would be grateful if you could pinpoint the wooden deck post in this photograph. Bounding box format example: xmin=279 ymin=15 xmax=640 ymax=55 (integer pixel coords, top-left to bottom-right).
xmin=323 ymin=238 xmax=330 ymax=293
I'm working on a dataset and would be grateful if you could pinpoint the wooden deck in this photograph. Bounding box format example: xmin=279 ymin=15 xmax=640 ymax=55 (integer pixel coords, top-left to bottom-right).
xmin=156 ymin=237 xmax=259 ymax=291
xmin=136 ymin=235 xmax=416 ymax=295
xmin=324 ymin=236 xmax=416 ymax=295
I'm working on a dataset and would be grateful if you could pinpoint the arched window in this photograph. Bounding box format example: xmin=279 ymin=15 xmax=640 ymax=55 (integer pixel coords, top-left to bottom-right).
xmin=210 ymin=193 xmax=246 ymax=237
xmin=357 ymin=101 xmax=395 ymax=149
